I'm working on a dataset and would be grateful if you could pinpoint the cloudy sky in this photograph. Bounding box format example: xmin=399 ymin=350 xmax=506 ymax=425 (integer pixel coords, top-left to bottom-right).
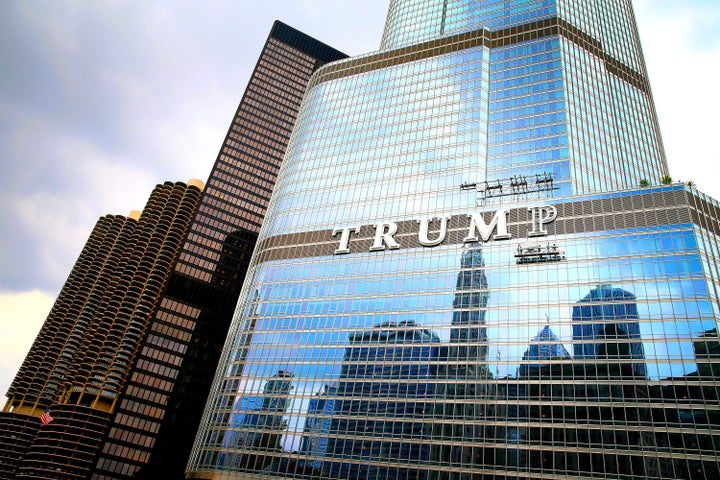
xmin=1 ymin=0 xmax=718 ymax=403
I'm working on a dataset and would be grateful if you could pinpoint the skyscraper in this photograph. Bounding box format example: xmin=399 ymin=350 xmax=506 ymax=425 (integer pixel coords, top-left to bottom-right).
xmin=187 ymin=1 xmax=720 ymax=479
xmin=0 ymin=21 xmax=345 ymax=480
xmin=0 ymin=180 xmax=204 ymax=480
xmin=88 ymin=22 xmax=345 ymax=480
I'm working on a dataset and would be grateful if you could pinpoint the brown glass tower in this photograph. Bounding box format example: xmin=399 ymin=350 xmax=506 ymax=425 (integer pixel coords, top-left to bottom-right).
xmin=0 ymin=21 xmax=346 ymax=480
xmin=90 ymin=22 xmax=345 ymax=480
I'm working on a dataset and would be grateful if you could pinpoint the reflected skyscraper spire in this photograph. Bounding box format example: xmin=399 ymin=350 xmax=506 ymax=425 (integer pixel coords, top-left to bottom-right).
xmin=434 ymin=245 xmax=495 ymax=480
xmin=517 ymin=323 xmax=570 ymax=378
xmin=449 ymin=244 xmax=490 ymax=381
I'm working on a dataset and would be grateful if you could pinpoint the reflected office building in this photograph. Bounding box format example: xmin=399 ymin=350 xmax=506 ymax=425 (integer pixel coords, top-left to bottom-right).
xmin=323 ymin=321 xmax=440 ymax=480
xmin=187 ymin=1 xmax=720 ymax=479
xmin=219 ymin=370 xmax=294 ymax=472
xmin=298 ymin=384 xmax=336 ymax=470
xmin=573 ymin=285 xmax=647 ymax=377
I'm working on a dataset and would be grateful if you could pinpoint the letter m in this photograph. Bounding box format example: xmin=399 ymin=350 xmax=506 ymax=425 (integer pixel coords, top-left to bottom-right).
xmin=463 ymin=210 xmax=511 ymax=243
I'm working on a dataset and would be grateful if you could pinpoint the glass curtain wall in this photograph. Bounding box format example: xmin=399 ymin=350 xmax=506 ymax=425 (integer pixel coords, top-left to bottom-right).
xmin=187 ymin=1 xmax=718 ymax=479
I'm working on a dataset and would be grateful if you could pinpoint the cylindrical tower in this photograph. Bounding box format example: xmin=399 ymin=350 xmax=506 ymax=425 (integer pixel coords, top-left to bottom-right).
xmin=0 ymin=181 xmax=203 ymax=480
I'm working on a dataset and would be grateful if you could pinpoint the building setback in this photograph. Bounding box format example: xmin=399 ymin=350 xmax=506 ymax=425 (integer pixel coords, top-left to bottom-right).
xmin=0 ymin=21 xmax=346 ymax=480
xmin=186 ymin=1 xmax=720 ymax=480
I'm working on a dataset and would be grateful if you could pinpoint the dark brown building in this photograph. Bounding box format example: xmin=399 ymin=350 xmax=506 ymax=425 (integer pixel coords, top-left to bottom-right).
xmin=0 ymin=21 xmax=345 ymax=480
xmin=91 ymin=22 xmax=345 ymax=480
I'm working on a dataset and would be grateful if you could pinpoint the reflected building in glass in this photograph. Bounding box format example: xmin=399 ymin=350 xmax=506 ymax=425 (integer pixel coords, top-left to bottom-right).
xmin=299 ymin=384 xmax=336 ymax=470
xmin=220 ymin=370 xmax=295 ymax=472
xmin=448 ymin=245 xmax=491 ymax=383
xmin=187 ymin=1 xmax=720 ymax=479
xmin=323 ymin=321 xmax=440 ymax=480
xmin=572 ymin=284 xmax=647 ymax=377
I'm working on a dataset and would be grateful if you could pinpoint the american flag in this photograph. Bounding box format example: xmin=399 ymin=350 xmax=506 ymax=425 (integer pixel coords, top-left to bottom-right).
xmin=40 ymin=408 xmax=54 ymax=425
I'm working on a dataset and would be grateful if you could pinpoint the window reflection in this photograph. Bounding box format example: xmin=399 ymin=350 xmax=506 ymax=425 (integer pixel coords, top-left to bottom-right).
xmin=210 ymin=222 xmax=719 ymax=479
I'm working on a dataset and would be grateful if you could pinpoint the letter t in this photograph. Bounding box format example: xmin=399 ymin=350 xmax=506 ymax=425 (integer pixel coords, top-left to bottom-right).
xmin=332 ymin=226 xmax=360 ymax=254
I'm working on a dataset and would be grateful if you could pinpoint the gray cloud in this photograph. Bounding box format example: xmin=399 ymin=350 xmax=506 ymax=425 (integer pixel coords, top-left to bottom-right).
xmin=0 ymin=0 xmax=386 ymax=293
xmin=638 ymin=0 xmax=720 ymax=51
xmin=634 ymin=0 xmax=720 ymax=192
xmin=0 ymin=0 xmax=718 ymax=297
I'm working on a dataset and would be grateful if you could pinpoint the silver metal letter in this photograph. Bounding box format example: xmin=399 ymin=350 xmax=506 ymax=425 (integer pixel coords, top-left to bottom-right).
xmin=417 ymin=215 xmax=450 ymax=247
xmin=370 ymin=222 xmax=400 ymax=251
xmin=463 ymin=210 xmax=511 ymax=243
xmin=332 ymin=226 xmax=360 ymax=254
xmin=528 ymin=205 xmax=557 ymax=237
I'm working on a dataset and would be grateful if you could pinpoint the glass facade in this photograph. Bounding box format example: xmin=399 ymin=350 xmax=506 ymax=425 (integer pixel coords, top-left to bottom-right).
xmin=190 ymin=187 xmax=720 ymax=479
xmin=187 ymin=2 xmax=718 ymax=480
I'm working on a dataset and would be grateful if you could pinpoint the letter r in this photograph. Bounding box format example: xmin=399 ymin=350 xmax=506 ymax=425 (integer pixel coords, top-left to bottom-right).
xmin=370 ymin=222 xmax=400 ymax=251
